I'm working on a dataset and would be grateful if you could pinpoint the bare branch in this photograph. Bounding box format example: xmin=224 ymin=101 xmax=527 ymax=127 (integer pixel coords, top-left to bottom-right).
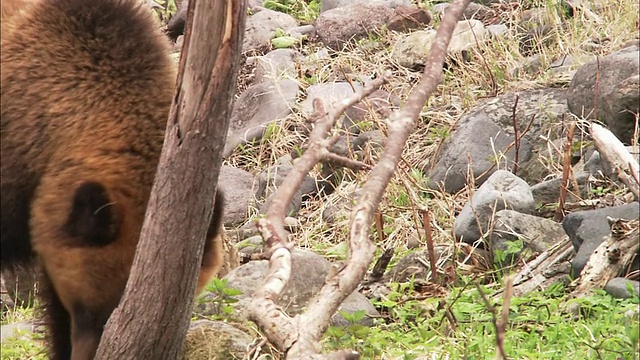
xmin=421 ymin=209 xmax=439 ymax=284
xmin=250 ymin=72 xmax=392 ymax=354
xmin=555 ymin=121 xmax=576 ymax=221
xmin=291 ymin=0 xmax=472 ymax=357
xmin=324 ymin=152 xmax=371 ymax=171
xmin=250 ymin=0 xmax=471 ymax=357
xmin=496 ymin=277 xmax=513 ymax=360
xmin=511 ymin=95 xmax=520 ymax=174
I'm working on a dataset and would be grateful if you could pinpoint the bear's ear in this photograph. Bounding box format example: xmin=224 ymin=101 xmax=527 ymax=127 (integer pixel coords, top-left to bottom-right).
xmin=64 ymin=181 xmax=119 ymax=246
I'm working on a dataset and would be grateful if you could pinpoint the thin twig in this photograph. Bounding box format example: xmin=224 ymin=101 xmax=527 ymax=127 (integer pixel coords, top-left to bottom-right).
xmin=555 ymin=120 xmax=575 ymax=221
xmin=511 ymin=95 xmax=520 ymax=174
xmin=421 ymin=209 xmax=439 ymax=284
xmin=495 ymin=276 xmax=513 ymax=360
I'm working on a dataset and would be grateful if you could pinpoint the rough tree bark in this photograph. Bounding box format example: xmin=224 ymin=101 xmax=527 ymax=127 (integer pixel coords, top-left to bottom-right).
xmin=250 ymin=0 xmax=471 ymax=358
xmin=94 ymin=0 xmax=246 ymax=359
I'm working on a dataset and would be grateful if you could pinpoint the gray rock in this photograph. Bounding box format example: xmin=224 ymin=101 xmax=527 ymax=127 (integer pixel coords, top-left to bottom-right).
xmin=517 ymin=54 xmax=543 ymax=76
xmin=342 ymin=90 xmax=400 ymax=133
xmin=185 ymin=320 xmax=253 ymax=359
xmin=315 ymin=4 xmax=430 ymax=50
xmin=490 ymin=210 xmax=568 ymax=264
xmin=321 ymin=0 xmax=411 ymax=12
xmin=301 ymin=82 xmax=363 ymax=116
xmin=431 ymin=2 xmax=495 ymax=21
xmin=584 ymin=145 xmax=639 ymax=180
xmin=236 ymin=235 xmax=263 ymax=256
xmin=517 ymin=140 xmax=564 ymax=185
xmin=356 ymin=130 xmax=387 ymax=150
xmin=385 ymin=245 xmax=491 ymax=283
xmin=254 ymin=49 xmax=302 ymax=83
xmin=531 ymin=172 xmax=590 ymax=205
xmin=275 ymin=154 xmax=293 ymax=167
xmin=204 ymin=249 xmax=379 ymax=326
xmin=428 ymin=89 xmax=570 ymax=189
xmin=385 ymin=246 xmax=448 ymax=283
xmin=584 ymin=150 xmax=616 ymax=178
xmin=392 ymin=19 xmax=488 ymax=69
xmin=486 ymin=24 xmax=509 ymax=38
xmin=224 ymin=79 xmax=299 ymax=157
xmin=289 ymin=24 xmax=315 ymax=39
xmin=562 ymin=202 xmax=640 ymax=277
xmin=259 ymin=192 xmax=302 ymax=217
xmin=454 ymin=170 xmax=535 ymax=244
xmin=244 ymin=8 xmax=298 ymax=53
xmin=517 ymin=7 xmax=559 ymax=55
xmin=322 ymin=204 xmax=349 ymax=223
xmin=318 ymin=130 xmax=387 ymax=192
xmin=1 ymin=265 xmax=37 ymax=308
xmin=548 ymin=54 xmax=580 ymax=77
xmin=426 ymin=115 xmax=532 ymax=193
xmin=256 ymin=165 xmax=316 ymax=217
xmin=604 ymin=278 xmax=640 ymax=299
xmin=567 ymin=50 xmax=639 ymax=144
xmin=471 ymin=89 xmax=569 ymax=140
xmin=218 ymin=166 xmax=257 ymax=226
xmin=256 ymin=164 xmax=317 ymax=199
xmin=235 ymin=221 xmax=261 ymax=241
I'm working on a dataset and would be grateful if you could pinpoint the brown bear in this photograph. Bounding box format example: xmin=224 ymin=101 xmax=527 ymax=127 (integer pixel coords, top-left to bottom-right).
xmin=0 ymin=0 xmax=225 ymax=359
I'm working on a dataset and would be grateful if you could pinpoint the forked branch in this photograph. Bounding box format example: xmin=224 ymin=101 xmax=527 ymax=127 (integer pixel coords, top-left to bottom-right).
xmin=250 ymin=0 xmax=471 ymax=358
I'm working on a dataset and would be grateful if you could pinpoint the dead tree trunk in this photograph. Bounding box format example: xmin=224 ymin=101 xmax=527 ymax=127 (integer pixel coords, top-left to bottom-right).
xmin=94 ymin=0 xmax=245 ymax=359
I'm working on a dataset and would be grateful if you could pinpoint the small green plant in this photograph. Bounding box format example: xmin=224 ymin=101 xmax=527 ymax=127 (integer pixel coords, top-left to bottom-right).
xmin=493 ymin=238 xmax=525 ymax=268
xmin=148 ymin=0 xmax=178 ymax=24
xmin=325 ymin=310 xmax=370 ymax=351
xmin=0 ymin=331 xmax=46 ymax=360
xmin=199 ymin=278 xmax=243 ymax=319
xmin=271 ymin=28 xmax=304 ymax=49
xmin=263 ymin=0 xmax=320 ymax=24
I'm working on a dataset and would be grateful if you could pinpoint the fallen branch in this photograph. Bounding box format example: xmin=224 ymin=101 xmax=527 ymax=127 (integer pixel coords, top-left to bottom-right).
xmin=250 ymin=0 xmax=471 ymax=357
xmin=570 ymin=218 xmax=639 ymax=298
xmin=494 ymin=238 xmax=574 ymax=299
xmin=590 ymin=122 xmax=640 ymax=199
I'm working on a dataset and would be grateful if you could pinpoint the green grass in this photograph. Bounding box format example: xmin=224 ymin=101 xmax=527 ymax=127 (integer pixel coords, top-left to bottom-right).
xmin=1 ymin=333 xmax=46 ymax=360
xmin=1 ymin=302 xmax=46 ymax=360
xmin=324 ymin=282 xmax=640 ymax=359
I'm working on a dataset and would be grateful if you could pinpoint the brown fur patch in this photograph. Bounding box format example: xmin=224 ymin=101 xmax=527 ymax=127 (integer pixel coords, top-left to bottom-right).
xmin=1 ymin=0 xmax=225 ymax=358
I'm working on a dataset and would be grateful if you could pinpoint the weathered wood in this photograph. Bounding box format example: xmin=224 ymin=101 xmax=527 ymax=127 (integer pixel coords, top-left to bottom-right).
xmin=591 ymin=123 xmax=640 ymax=199
xmin=94 ymin=1 xmax=245 ymax=359
xmin=570 ymin=219 xmax=639 ymax=298
xmin=498 ymin=239 xmax=574 ymax=298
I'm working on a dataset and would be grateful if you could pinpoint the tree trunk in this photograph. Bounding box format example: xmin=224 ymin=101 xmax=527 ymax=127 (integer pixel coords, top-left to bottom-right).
xmin=94 ymin=0 xmax=245 ymax=359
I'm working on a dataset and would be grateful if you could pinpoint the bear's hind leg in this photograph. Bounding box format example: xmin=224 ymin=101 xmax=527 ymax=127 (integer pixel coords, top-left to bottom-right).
xmin=197 ymin=190 xmax=225 ymax=293
xmin=40 ymin=274 xmax=72 ymax=360
xmin=69 ymin=304 xmax=106 ymax=360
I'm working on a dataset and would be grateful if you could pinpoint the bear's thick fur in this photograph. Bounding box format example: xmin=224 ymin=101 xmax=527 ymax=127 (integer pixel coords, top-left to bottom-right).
xmin=0 ymin=0 xmax=225 ymax=358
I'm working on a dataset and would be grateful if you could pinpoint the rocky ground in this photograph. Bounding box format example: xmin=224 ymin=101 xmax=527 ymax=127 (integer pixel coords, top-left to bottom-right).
xmin=2 ymin=0 xmax=639 ymax=358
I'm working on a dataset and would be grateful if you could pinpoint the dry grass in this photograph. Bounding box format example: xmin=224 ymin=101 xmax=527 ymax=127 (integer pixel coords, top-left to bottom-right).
xmin=223 ymin=0 xmax=639 ymax=276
